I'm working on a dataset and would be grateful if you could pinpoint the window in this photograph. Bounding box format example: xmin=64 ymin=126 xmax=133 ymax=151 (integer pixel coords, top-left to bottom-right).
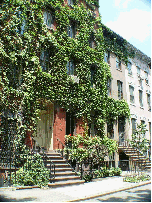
xmin=139 ymin=90 xmax=143 ymax=107
xmin=141 ymin=120 xmax=145 ymax=125
xmin=147 ymin=94 xmax=151 ymax=111
xmin=149 ymin=122 xmax=151 ymax=141
xmin=145 ymin=71 xmax=149 ymax=84
xmin=67 ymin=24 xmax=76 ymax=38
xmin=90 ymin=66 xmax=96 ymax=88
xmin=107 ymin=78 xmax=111 ymax=96
xmin=117 ymin=80 xmax=123 ymax=100
xmin=89 ymin=40 xmax=96 ymax=49
xmin=137 ymin=66 xmax=140 ymax=76
xmin=118 ymin=117 xmax=125 ymax=143
xmin=131 ymin=118 xmax=136 ymax=135
xmin=107 ymin=121 xmax=114 ymax=138
xmin=40 ymin=50 xmax=49 ymax=72
xmin=43 ymin=11 xmax=54 ymax=28
xmin=104 ymin=52 xmax=110 ymax=64
xmin=15 ymin=10 xmax=25 ymax=34
xmin=139 ymin=79 xmax=143 ymax=89
xmin=89 ymin=34 xmax=96 ymax=48
xmin=116 ymin=57 xmax=121 ymax=70
xmin=67 ymin=61 xmax=75 ymax=75
xmin=141 ymin=120 xmax=146 ymax=136
xmin=68 ymin=0 xmax=74 ymax=5
xmin=129 ymin=85 xmax=134 ymax=103
xmin=127 ymin=62 xmax=132 ymax=75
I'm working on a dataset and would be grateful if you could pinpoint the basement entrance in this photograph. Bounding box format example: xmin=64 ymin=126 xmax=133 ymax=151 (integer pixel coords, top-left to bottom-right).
xmin=119 ymin=151 xmax=129 ymax=171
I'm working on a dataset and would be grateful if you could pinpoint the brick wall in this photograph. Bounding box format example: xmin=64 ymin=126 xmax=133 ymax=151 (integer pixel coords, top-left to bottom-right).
xmin=53 ymin=107 xmax=66 ymax=149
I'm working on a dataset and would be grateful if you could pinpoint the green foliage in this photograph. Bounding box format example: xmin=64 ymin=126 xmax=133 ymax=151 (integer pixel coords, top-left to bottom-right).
xmin=102 ymin=24 xmax=135 ymax=65
xmin=83 ymin=172 xmax=92 ymax=182
xmin=0 ymin=0 xmax=130 ymax=152
xmin=123 ymin=173 xmax=150 ymax=183
xmin=94 ymin=167 xmax=122 ymax=178
xmin=130 ymin=124 xmax=149 ymax=155
xmin=12 ymin=153 xmax=50 ymax=187
xmin=65 ymin=133 xmax=118 ymax=164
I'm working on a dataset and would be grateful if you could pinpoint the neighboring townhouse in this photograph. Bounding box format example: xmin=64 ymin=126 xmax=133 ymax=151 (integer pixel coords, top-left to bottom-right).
xmin=103 ymin=28 xmax=151 ymax=169
xmin=125 ymin=48 xmax=151 ymax=142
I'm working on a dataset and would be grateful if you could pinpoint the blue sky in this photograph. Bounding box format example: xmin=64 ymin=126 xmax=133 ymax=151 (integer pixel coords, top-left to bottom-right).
xmin=99 ymin=0 xmax=151 ymax=58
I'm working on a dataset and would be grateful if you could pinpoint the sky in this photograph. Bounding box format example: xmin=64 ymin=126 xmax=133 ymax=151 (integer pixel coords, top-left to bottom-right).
xmin=99 ymin=0 xmax=151 ymax=58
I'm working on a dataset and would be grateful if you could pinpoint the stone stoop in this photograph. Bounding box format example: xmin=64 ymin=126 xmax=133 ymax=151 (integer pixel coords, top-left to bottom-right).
xmin=118 ymin=145 xmax=151 ymax=170
xmin=44 ymin=152 xmax=85 ymax=188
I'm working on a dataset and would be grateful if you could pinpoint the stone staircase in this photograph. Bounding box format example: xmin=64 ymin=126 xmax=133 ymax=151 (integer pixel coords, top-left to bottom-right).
xmin=44 ymin=151 xmax=85 ymax=188
xmin=118 ymin=145 xmax=151 ymax=171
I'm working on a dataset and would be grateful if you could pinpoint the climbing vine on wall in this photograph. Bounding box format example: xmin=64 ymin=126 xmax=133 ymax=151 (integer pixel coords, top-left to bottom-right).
xmin=0 ymin=0 xmax=130 ymax=147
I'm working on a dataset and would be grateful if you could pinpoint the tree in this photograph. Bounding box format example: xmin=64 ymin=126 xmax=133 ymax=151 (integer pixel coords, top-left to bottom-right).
xmin=130 ymin=123 xmax=149 ymax=172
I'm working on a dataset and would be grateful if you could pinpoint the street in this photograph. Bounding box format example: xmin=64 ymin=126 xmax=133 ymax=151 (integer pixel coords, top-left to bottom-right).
xmin=79 ymin=184 xmax=151 ymax=202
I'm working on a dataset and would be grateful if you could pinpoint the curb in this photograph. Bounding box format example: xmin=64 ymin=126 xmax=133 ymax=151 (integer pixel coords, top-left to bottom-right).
xmin=67 ymin=181 xmax=151 ymax=202
xmin=0 ymin=185 xmax=40 ymax=191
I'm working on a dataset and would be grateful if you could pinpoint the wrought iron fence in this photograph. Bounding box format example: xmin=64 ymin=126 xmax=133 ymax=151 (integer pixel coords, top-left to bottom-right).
xmin=0 ymin=138 xmax=55 ymax=187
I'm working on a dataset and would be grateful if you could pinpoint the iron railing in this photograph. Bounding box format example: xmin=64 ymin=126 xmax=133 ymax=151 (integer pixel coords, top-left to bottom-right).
xmin=31 ymin=137 xmax=56 ymax=181
xmin=0 ymin=137 xmax=55 ymax=187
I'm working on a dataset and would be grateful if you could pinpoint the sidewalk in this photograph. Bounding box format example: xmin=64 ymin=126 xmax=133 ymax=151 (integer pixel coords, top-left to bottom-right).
xmin=0 ymin=172 xmax=151 ymax=202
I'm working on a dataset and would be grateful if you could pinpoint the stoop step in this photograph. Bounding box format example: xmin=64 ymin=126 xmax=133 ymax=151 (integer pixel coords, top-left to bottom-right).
xmin=48 ymin=179 xmax=85 ymax=188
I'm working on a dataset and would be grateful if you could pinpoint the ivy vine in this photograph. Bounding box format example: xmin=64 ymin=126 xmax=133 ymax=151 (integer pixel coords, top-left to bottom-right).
xmin=0 ymin=0 xmax=130 ymax=150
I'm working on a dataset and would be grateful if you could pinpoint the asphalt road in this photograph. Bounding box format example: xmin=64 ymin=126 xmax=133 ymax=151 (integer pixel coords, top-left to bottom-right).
xmin=79 ymin=184 xmax=151 ymax=202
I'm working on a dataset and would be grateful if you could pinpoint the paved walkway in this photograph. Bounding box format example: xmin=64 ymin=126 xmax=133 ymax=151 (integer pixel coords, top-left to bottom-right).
xmin=0 ymin=172 xmax=151 ymax=202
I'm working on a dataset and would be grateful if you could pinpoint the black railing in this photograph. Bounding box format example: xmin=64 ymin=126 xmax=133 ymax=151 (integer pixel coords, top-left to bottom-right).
xmin=56 ymin=138 xmax=65 ymax=158
xmin=31 ymin=137 xmax=56 ymax=180
xmin=0 ymin=137 xmax=56 ymax=187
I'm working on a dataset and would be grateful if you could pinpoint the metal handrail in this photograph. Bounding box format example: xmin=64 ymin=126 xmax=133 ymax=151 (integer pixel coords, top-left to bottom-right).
xmin=57 ymin=138 xmax=65 ymax=148
xmin=56 ymin=138 xmax=65 ymax=158
xmin=31 ymin=137 xmax=55 ymax=180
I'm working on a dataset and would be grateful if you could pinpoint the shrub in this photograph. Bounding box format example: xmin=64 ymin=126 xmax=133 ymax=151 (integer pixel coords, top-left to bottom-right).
xmin=123 ymin=173 xmax=150 ymax=183
xmin=83 ymin=172 xmax=92 ymax=182
xmin=12 ymin=153 xmax=50 ymax=187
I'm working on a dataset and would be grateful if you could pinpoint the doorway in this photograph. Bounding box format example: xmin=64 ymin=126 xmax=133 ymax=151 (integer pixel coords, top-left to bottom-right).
xmin=35 ymin=103 xmax=54 ymax=151
xmin=66 ymin=112 xmax=75 ymax=136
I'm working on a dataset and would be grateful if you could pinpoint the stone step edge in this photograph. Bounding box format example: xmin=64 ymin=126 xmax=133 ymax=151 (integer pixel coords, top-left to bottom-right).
xmin=48 ymin=180 xmax=85 ymax=187
xmin=53 ymin=176 xmax=80 ymax=181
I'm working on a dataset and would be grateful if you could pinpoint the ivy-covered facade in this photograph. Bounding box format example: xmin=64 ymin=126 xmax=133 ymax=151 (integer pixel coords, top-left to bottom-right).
xmin=0 ymin=0 xmax=132 ymax=167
